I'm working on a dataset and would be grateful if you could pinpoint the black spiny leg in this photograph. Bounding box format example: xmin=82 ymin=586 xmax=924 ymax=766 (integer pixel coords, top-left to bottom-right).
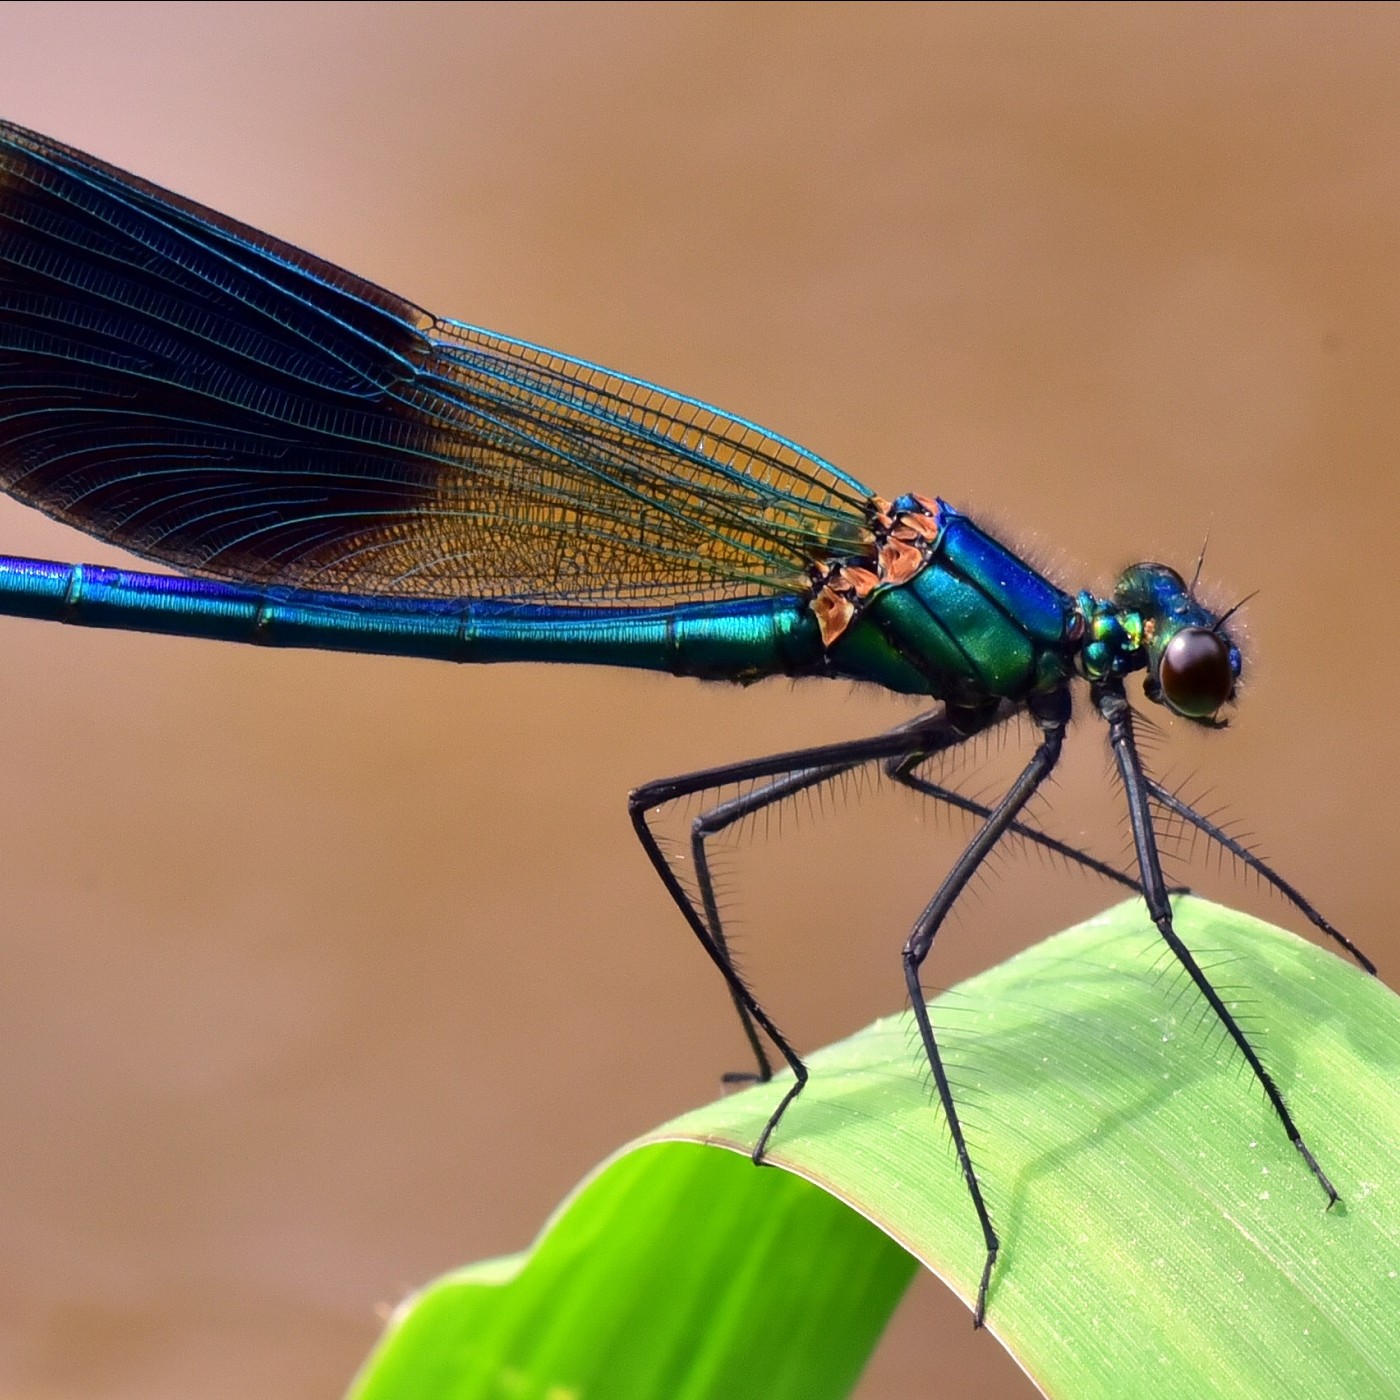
xmin=886 ymin=750 xmax=1144 ymax=894
xmin=630 ymin=706 xmax=1011 ymax=1160
xmin=691 ymin=762 xmax=858 ymax=1087
xmin=685 ymin=706 xmax=1022 ymax=1087
xmin=1144 ymin=778 xmax=1375 ymax=974
xmin=684 ymin=705 xmax=1149 ymax=1087
xmin=899 ymin=687 xmax=1073 ymax=1327
xmin=1096 ymin=680 xmax=1340 ymax=1205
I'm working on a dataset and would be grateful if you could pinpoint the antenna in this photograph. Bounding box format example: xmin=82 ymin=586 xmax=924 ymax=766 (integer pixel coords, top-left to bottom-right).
xmin=1214 ymin=589 xmax=1259 ymax=634
xmin=1189 ymin=526 xmax=1211 ymax=598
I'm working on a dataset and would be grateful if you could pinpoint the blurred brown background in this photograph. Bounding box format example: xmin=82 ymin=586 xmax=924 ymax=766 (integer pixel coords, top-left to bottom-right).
xmin=2 ymin=3 xmax=1398 ymax=1396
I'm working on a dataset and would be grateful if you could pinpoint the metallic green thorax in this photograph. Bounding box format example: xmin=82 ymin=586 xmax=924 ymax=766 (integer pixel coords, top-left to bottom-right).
xmin=823 ymin=499 xmax=1079 ymax=701
xmin=797 ymin=497 xmax=1239 ymax=713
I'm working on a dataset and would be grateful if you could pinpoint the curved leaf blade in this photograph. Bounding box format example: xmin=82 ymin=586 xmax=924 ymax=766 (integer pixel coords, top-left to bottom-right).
xmin=351 ymin=899 xmax=1400 ymax=1399
xmin=348 ymin=1143 xmax=916 ymax=1400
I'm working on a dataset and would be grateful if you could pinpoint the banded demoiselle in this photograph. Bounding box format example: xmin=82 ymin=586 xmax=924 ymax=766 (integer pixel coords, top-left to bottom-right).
xmin=0 ymin=120 xmax=1375 ymax=1326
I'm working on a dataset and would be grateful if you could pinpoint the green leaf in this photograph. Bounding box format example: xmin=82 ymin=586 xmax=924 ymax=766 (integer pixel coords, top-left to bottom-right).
xmin=349 ymin=900 xmax=1400 ymax=1399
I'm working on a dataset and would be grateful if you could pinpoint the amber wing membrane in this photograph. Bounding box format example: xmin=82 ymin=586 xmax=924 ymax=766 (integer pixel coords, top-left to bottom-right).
xmin=0 ymin=120 xmax=874 ymax=605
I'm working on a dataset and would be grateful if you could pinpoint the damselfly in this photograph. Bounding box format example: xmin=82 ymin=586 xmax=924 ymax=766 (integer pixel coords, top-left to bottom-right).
xmin=0 ymin=120 xmax=1373 ymax=1324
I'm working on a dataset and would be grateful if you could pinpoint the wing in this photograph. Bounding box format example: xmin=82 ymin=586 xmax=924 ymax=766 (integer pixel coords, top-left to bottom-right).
xmin=0 ymin=120 xmax=875 ymax=605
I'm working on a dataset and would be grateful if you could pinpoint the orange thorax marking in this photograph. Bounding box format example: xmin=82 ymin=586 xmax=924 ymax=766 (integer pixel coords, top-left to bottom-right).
xmin=811 ymin=495 xmax=942 ymax=647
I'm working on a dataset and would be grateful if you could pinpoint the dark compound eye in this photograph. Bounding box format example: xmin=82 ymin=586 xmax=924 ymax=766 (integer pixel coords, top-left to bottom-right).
xmin=1158 ymin=627 xmax=1235 ymax=719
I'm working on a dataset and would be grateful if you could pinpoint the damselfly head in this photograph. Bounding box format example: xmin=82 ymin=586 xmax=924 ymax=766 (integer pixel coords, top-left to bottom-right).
xmin=1113 ymin=562 xmax=1242 ymax=726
